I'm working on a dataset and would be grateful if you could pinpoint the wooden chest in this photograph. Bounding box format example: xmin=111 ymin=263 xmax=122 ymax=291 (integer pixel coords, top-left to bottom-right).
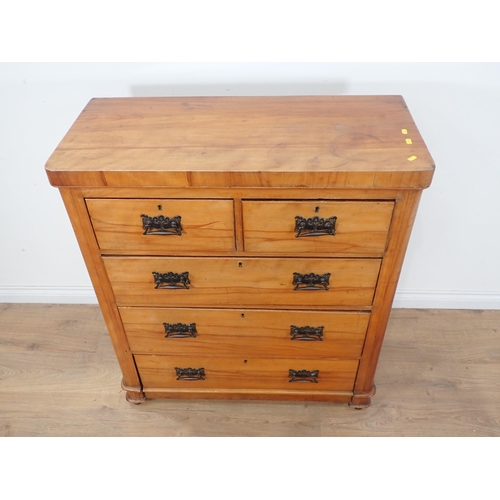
xmin=45 ymin=96 xmax=434 ymax=408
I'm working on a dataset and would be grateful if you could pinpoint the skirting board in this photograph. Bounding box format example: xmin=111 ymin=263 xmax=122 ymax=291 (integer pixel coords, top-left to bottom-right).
xmin=0 ymin=286 xmax=98 ymax=304
xmin=392 ymin=290 xmax=500 ymax=310
xmin=0 ymin=286 xmax=499 ymax=309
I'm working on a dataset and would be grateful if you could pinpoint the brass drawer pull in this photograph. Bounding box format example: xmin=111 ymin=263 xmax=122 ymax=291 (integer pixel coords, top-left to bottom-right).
xmin=152 ymin=271 xmax=190 ymax=289
xmin=141 ymin=214 xmax=182 ymax=235
xmin=295 ymin=215 xmax=337 ymax=238
xmin=289 ymin=369 xmax=319 ymax=383
xmin=290 ymin=325 xmax=324 ymax=341
xmin=164 ymin=322 xmax=197 ymax=338
xmin=293 ymin=272 xmax=330 ymax=290
xmin=175 ymin=367 xmax=205 ymax=381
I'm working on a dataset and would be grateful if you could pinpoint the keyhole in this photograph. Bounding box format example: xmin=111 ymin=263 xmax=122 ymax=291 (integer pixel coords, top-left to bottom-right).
xmin=157 ymin=204 xmax=162 ymax=211
xmin=238 ymin=262 xmax=242 ymax=267
xmin=241 ymin=313 xmax=245 ymax=318
xmin=315 ymin=206 xmax=320 ymax=213
xmin=244 ymin=360 xmax=248 ymax=364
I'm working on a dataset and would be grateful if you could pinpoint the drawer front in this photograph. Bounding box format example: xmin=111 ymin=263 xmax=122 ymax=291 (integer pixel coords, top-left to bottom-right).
xmin=104 ymin=257 xmax=381 ymax=308
xmin=242 ymin=200 xmax=394 ymax=256
xmin=86 ymin=198 xmax=235 ymax=253
xmin=135 ymin=355 xmax=358 ymax=392
xmin=120 ymin=307 xmax=370 ymax=358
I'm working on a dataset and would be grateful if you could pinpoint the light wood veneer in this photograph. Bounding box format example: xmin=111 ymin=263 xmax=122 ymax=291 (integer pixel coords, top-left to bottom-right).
xmin=46 ymin=96 xmax=434 ymax=407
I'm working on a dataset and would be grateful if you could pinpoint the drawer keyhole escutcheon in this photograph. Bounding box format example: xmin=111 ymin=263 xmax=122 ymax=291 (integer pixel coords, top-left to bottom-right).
xmin=141 ymin=214 xmax=182 ymax=236
xmin=157 ymin=204 xmax=162 ymax=211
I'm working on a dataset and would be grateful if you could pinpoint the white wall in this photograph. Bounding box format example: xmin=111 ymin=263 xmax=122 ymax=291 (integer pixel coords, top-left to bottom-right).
xmin=1 ymin=63 xmax=499 ymax=308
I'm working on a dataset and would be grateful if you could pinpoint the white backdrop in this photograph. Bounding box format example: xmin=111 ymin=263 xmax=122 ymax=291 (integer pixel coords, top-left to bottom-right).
xmin=1 ymin=63 xmax=499 ymax=308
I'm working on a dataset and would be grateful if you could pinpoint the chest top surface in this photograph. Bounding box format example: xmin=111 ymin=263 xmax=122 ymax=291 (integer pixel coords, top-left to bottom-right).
xmin=45 ymin=95 xmax=434 ymax=189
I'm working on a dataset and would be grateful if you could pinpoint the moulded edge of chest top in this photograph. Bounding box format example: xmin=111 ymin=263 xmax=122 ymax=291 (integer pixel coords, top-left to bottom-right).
xmin=45 ymin=168 xmax=434 ymax=191
xmin=75 ymin=186 xmax=405 ymax=201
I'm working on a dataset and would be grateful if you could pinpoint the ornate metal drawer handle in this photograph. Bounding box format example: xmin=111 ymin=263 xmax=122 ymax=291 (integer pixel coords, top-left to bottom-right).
xmin=164 ymin=322 xmax=197 ymax=338
xmin=289 ymin=369 xmax=319 ymax=383
xmin=175 ymin=367 xmax=205 ymax=381
xmin=290 ymin=325 xmax=324 ymax=341
xmin=295 ymin=215 xmax=337 ymax=238
xmin=152 ymin=271 xmax=190 ymax=289
xmin=141 ymin=214 xmax=182 ymax=235
xmin=293 ymin=272 xmax=330 ymax=290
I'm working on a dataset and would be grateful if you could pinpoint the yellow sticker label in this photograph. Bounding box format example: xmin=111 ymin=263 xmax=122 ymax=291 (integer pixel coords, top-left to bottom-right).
xmin=402 ymin=128 xmax=408 ymax=134
xmin=406 ymin=138 xmax=413 ymax=144
xmin=407 ymin=155 xmax=417 ymax=161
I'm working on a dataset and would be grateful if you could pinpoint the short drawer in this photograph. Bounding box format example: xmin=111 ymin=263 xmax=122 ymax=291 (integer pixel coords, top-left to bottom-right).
xmin=135 ymin=355 xmax=359 ymax=392
xmin=86 ymin=198 xmax=235 ymax=253
xmin=120 ymin=307 xmax=370 ymax=358
xmin=242 ymin=200 xmax=394 ymax=256
xmin=103 ymin=257 xmax=381 ymax=308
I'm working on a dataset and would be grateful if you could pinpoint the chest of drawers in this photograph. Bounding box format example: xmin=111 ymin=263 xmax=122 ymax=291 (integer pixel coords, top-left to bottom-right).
xmin=45 ymin=96 xmax=434 ymax=408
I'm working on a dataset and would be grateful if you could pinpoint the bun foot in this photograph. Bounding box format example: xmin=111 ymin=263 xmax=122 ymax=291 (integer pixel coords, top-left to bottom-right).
xmin=122 ymin=379 xmax=146 ymax=404
xmin=126 ymin=391 xmax=147 ymax=404
xmin=348 ymin=385 xmax=376 ymax=409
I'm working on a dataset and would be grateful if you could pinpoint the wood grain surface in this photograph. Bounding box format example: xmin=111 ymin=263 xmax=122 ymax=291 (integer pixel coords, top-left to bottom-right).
xmin=103 ymin=256 xmax=381 ymax=308
xmin=242 ymin=200 xmax=394 ymax=256
xmin=1 ymin=304 xmax=498 ymax=436
xmin=135 ymin=355 xmax=358 ymax=391
xmin=86 ymin=198 xmax=235 ymax=253
xmin=120 ymin=307 xmax=369 ymax=358
xmin=60 ymin=189 xmax=143 ymax=394
xmin=45 ymin=96 xmax=435 ymax=189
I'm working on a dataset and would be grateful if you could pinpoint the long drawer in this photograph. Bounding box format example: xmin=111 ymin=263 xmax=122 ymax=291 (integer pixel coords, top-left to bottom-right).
xmin=86 ymin=198 xmax=235 ymax=253
xmin=135 ymin=355 xmax=359 ymax=392
xmin=120 ymin=307 xmax=370 ymax=358
xmin=103 ymin=257 xmax=381 ymax=308
xmin=242 ymin=200 xmax=394 ymax=256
